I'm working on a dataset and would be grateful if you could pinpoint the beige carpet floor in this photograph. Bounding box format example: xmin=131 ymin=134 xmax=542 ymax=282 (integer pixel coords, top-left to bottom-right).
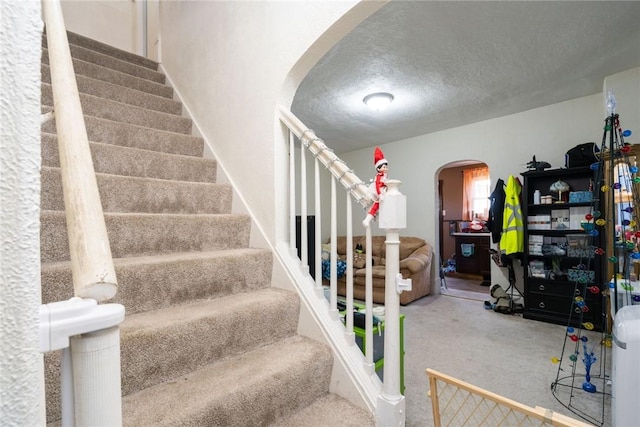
xmin=440 ymin=276 xmax=490 ymax=302
xmin=400 ymin=289 xmax=612 ymax=426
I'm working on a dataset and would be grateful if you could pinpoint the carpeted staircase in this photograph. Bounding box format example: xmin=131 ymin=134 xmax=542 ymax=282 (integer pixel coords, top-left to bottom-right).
xmin=40 ymin=31 xmax=373 ymax=426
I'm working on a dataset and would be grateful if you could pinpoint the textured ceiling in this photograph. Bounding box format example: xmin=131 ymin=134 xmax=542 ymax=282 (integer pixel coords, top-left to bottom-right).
xmin=292 ymin=1 xmax=640 ymax=154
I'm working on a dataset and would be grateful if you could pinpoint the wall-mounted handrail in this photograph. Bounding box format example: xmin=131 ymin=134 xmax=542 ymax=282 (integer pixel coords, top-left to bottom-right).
xmin=42 ymin=0 xmax=117 ymax=301
xmin=42 ymin=2 xmax=123 ymax=425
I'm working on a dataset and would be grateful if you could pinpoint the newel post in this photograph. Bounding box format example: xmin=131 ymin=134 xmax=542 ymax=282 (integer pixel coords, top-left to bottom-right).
xmin=376 ymin=179 xmax=410 ymax=427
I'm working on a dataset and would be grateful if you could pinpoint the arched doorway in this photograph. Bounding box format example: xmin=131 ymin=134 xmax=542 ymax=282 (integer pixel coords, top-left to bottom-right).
xmin=437 ymin=160 xmax=492 ymax=298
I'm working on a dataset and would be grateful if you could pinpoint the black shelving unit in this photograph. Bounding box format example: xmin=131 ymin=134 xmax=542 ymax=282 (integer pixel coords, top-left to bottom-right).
xmin=521 ymin=167 xmax=605 ymax=331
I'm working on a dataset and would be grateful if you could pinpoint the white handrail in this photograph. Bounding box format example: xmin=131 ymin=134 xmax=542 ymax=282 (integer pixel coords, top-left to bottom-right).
xmin=42 ymin=0 xmax=117 ymax=301
xmin=278 ymin=107 xmax=372 ymax=209
xmin=279 ymin=107 xmax=407 ymax=426
xmin=41 ymin=2 xmax=123 ymax=425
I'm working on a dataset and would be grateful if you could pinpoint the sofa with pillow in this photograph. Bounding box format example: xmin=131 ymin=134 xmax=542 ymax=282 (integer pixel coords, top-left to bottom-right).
xmin=322 ymin=235 xmax=434 ymax=305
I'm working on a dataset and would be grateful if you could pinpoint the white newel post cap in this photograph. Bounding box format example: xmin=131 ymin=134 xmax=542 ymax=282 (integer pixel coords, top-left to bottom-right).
xmin=379 ymin=180 xmax=406 ymax=230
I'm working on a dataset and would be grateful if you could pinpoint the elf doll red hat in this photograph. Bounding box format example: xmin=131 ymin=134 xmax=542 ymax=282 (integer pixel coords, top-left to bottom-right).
xmin=374 ymin=147 xmax=387 ymax=169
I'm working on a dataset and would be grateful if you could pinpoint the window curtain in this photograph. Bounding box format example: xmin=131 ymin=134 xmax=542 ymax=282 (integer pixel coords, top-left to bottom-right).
xmin=462 ymin=166 xmax=489 ymax=220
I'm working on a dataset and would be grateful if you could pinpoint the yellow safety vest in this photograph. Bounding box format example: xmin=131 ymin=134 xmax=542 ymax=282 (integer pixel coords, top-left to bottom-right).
xmin=500 ymin=175 xmax=524 ymax=255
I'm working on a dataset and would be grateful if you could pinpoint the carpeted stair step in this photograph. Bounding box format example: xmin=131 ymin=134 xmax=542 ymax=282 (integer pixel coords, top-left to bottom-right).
xmin=121 ymin=334 xmax=333 ymax=427
xmin=41 ymin=133 xmax=216 ymax=183
xmin=273 ymin=394 xmax=375 ymax=426
xmin=43 ymin=278 xmax=282 ymax=422
xmin=119 ymin=288 xmax=299 ymax=396
xmin=40 ymin=211 xmax=251 ymax=262
xmin=42 ymin=63 xmax=181 ymax=115
xmin=65 ymin=43 xmax=164 ymax=83
xmin=42 ymin=84 xmax=192 ymax=134
xmin=41 ymin=248 xmax=273 ymax=313
xmin=39 ymin=29 xmax=355 ymax=427
xmin=41 ymin=167 xmax=232 ymax=214
xmin=42 ymin=116 xmax=204 ymax=157
xmin=66 ymin=31 xmax=159 ymax=70
xmin=43 ymin=30 xmax=159 ymax=71
xmin=42 ymin=49 xmax=173 ymax=98
xmin=42 ymin=37 xmax=165 ymax=83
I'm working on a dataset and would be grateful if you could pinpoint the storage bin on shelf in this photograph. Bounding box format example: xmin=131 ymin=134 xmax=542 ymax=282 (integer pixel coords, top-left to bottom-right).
xmin=569 ymin=191 xmax=593 ymax=203
xmin=568 ymin=268 xmax=595 ymax=283
xmin=528 ymin=260 xmax=550 ymax=279
xmin=566 ymin=234 xmax=594 ymax=258
xmin=567 ymin=246 xmax=595 ymax=258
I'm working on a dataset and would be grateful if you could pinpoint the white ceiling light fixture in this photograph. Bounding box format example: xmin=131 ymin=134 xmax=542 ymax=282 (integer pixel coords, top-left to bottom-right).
xmin=363 ymin=92 xmax=394 ymax=112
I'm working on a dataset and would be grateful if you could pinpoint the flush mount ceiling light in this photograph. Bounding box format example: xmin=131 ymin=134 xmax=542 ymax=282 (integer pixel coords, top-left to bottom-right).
xmin=363 ymin=92 xmax=394 ymax=112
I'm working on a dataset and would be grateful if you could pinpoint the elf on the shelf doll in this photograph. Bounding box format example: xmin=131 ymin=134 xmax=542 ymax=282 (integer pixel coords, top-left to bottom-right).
xmin=362 ymin=147 xmax=388 ymax=227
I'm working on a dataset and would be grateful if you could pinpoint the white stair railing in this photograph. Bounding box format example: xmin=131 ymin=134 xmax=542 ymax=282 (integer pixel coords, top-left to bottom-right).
xmin=279 ymin=107 xmax=409 ymax=426
xmin=41 ymin=1 xmax=124 ymax=425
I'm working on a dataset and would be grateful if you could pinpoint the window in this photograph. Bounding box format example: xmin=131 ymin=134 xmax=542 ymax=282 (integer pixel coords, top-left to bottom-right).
xmin=614 ymin=161 xmax=633 ymax=196
xmin=462 ymin=166 xmax=490 ymax=220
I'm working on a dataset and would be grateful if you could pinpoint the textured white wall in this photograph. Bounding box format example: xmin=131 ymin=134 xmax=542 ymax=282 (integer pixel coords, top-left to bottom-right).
xmin=0 ymin=1 xmax=45 ymax=424
xmin=157 ymin=1 xmax=383 ymax=245
xmin=61 ymin=0 xmax=136 ymax=53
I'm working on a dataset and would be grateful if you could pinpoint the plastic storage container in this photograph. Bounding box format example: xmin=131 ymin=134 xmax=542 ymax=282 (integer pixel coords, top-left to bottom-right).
xmin=566 ymin=234 xmax=593 ymax=258
xmin=533 ymin=190 xmax=541 ymax=205
xmin=612 ymin=305 xmax=640 ymax=426
xmin=460 ymin=243 xmax=474 ymax=257
xmin=567 ymin=268 xmax=595 ymax=283
xmin=568 ymin=191 xmax=593 ymax=203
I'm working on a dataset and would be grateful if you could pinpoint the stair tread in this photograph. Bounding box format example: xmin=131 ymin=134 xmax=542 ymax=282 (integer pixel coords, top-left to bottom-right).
xmin=41 ymin=211 xmax=251 ymax=262
xmin=41 ymin=166 xmax=232 ymax=214
xmin=42 ymin=164 xmax=220 ymax=186
xmin=95 ymin=170 xmax=218 ymax=186
xmin=43 ymin=30 xmax=159 ymax=70
xmin=41 ymin=248 xmax=273 ymax=314
xmin=273 ymin=394 xmax=375 ymax=427
xmin=41 ymin=133 xmax=216 ymax=183
xmin=41 ymin=84 xmax=192 ymax=134
xmin=42 ymin=247 xmax=269 ymax=269
xmin=118 ymin=288 xmax=299 ymax=397
xmin=122 ymin=287 xmax=292 ymax=330
xmin=42 ymin=209 xmax=245 ymax=218
xmin=42 ymin=63 xmax=182 ymax=115
xmin=67 ymin=31 xmax=159 ymax=69
xmin=42 ymin=48 xmax=172 ymax=98
xmin=122 ymin=335 xmax=331 ymax=426
xmin=114 ymin=211 xmax=243 ymax=219
xmin=65 ymin=42 xmax=165 ymax=83
xmin=42 ymin=115 xmax=204 ymax=157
